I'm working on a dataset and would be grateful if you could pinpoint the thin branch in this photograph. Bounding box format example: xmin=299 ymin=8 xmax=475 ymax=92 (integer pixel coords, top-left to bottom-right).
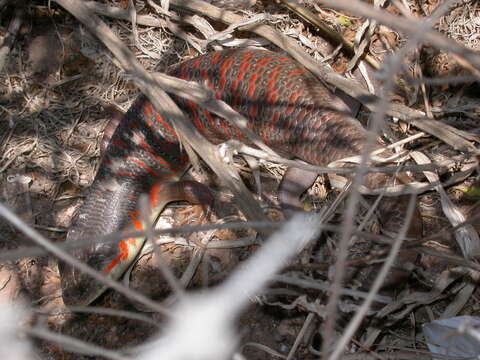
xmin=37 ymin=306 xmax=160 ymax=327
xmin=0 ymin=3 xmax=24 ymax=71
xmin=26 ymin=327 xmax=131 ymax=360
xmin=328 ymin=195 xmax=417 ymax=360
